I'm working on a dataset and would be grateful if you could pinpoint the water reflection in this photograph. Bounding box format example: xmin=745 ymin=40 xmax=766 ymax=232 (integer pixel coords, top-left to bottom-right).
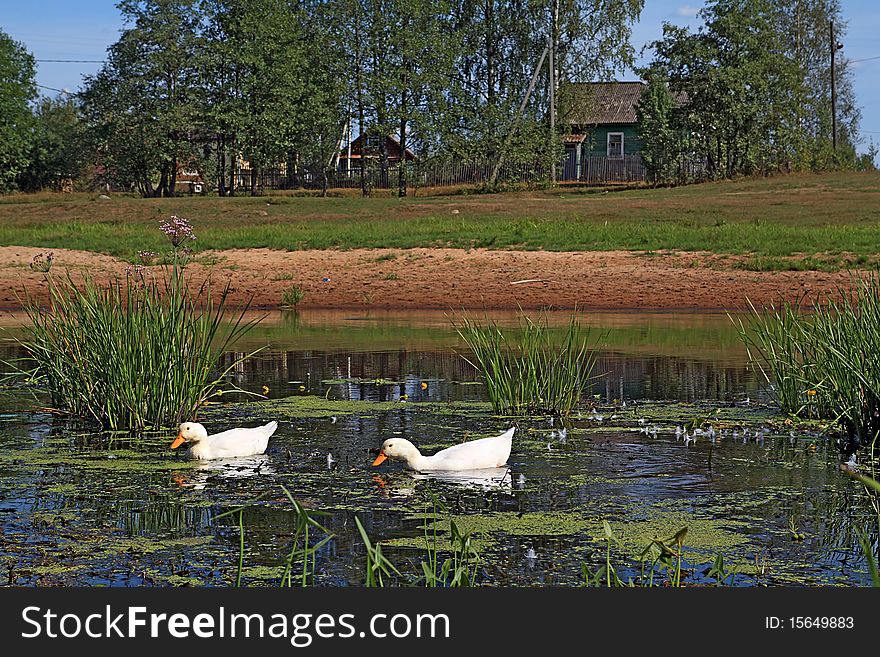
xmin=2 ymin=309 xmax=762 ymax=403
xmin=0 ymin=310 xmax=875 ymax=587
xmin=176 ymin=455 xmax=275 ymax=491
xmin=219 ymin=348 xmax=763 ymax=403
xmin=410 ymin=467 xmax=512 ymax=492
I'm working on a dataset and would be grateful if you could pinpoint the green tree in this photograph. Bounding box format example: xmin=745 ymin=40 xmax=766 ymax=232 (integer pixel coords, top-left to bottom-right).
xmin=81 ymin=0 xmax=202 ymax=196
xmin=333 ymin=0 xmax=643 ymax=192
xmin=646 ymin=0 xmax=804 ymax=179
xmin=19 ymin=95 xmax=86 ymax=192
xmin=0 ymin=29 xmax=37 ymax=193
xmin=385 ymin=0 xmax=455 ymax=196
xmin=635 ymin=75 xmax=678 ymax=183
xmin=449 ymin=0 xmax=643 ymax=167
xmin=295 ymin=0 xmax=349 ymax=196
xmin=644 ymin=0 xmax=865 ymax=178
xmin=203 ymin=0 xmax=338 ymax=196
xmin=332 ymin=0 xmax=421 ymax=193
xmin=773 ymin=0 xmax=861 ymax=168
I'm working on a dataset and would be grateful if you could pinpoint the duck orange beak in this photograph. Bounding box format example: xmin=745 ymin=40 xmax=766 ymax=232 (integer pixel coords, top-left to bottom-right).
xmin=170 ymin=434 xmax=186 ymax=450
xmin=372 ymin=451 xmax=387 ymax=466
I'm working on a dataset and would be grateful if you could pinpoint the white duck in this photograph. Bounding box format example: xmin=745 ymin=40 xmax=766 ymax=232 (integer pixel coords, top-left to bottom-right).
xmin=372 ymin=427 xmax=515 ymax=472
xmin=170 ymin=421 xmax=278 ymax=460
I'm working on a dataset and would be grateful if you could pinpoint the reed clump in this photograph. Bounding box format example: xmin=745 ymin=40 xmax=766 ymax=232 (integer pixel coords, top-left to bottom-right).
xmin=453 ymin=312 xmax=596 ymax=416
xmin=13 ymin=218 xmax=261 ymax=431
xmin=280 ymin=284 xmax=306 ymax=308
xmin=736 ymin=274 xmax=880 ymax=451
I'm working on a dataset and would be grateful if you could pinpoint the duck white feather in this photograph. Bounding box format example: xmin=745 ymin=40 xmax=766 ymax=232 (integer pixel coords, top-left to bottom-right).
xmin=372 ymin=427 xmax=515 ymax=472
xmin=171 ymin=421 xmax=277 ymax=460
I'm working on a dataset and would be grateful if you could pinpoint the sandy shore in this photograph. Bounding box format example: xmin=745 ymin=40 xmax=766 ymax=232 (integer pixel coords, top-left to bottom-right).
xmin=0 ymin=246 xmax=852 ymax=311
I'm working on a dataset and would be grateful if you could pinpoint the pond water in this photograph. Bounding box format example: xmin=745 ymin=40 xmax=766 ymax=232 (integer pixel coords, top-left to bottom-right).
xmin=0 ymin=310 xmax=875 ymax=587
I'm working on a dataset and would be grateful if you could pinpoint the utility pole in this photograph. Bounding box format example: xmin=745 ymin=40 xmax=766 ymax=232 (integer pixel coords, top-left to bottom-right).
xmin=490 ymin=47 xmax=549 ymax=185
xmin=346 ymin=111 xmax=352 ymax=178
xmin=830 ymin=20 xmax=843 ymax=151
xmin=548 ymin=0 xmax=558 ymax=184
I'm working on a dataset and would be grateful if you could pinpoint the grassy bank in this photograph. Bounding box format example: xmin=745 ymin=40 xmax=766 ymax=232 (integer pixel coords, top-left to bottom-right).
xmin=0 ymin=172 xmax=877 ymax=259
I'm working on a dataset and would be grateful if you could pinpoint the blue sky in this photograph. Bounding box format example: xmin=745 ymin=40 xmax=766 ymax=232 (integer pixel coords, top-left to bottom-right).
xmin=2 ymin=0 xmax=878 ymax=152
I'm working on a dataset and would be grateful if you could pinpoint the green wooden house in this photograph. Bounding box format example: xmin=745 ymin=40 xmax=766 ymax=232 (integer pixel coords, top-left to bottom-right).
xmin=559 ymin=81 xmax=647 ymax=182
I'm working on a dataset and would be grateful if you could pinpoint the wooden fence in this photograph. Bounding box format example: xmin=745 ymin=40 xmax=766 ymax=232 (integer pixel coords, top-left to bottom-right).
xmin=230 ymin=154 xmax=707 ymax=192
xmin=233 ymin=159 xmax=554 ymax=192
xmin=576 ymin=155 xmax=647 ymax=183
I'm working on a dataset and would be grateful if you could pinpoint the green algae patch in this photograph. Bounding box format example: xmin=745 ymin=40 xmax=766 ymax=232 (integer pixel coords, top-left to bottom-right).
xmin=24 ymin=563 xmax=84 ymax=577
xmin=159 ymin=574 xmax=211 ymax=587
xmin=386 ymin=506 xmax=755 ymax=566
xmin=118 ymin=535 xmax=214 ymax=554
xmin=321 ymin=377 xmax=404 ymax=386
xmin=43 ymin=483 xmax=79 ymax=495
xmin=601 ymin=513 xmax=753 ymax=557
xmin=248 ymin=396 xmax=400 ymax=419
xmin=237 ymin=564 xmax=286 ymax=585
xmin=0 ymin=446 xmax=197 ymax=472
xmin=385 ymin=510 xmax=594 ymax=551
xmin=9 ymin=521 xmax=220 ymax=584
xmin=31 ymin=510 xmax=78 ymax=527
xmin=443 ymin=511 xmax=591 ymax=536
xmin=252 ymin=395 xmax=493 ymax=420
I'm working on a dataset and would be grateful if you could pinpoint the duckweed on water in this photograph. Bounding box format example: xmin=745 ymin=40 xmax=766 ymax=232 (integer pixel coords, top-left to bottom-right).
xmin=0 ymin=447 xmax=197 ymax=472
xmin=43 ymin=483 xmax=79 ymax=495
xmin=320 ymin=377 xmax=404 ymax=386
xmin=0 ymin=390 xmax=872 ymax=586
xmin=252 ymin=395 xmax=492 ymax=420
xmin=10 ymin=527 xmax=219 ymax=583
xmin=30 ymin=510 xmax=78 ymax=527
xmin=386 ymin=509 xmax=752 ymax=557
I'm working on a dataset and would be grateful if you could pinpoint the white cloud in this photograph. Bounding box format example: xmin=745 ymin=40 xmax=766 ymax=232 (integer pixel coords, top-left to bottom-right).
xmin=676 ymin=4 xmax=701 ymax=17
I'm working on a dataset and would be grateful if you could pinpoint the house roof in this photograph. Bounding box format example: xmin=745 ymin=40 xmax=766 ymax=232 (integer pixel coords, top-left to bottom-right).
xmin=341 ymin=133 xmax=416 ymax=160
xmin=561 ymin=81 xmax=647 ymax=126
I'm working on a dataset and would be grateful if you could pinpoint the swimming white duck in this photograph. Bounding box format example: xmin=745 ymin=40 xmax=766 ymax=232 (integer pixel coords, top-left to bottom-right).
xmin=170 ymin=421 xmax=278 ymax=460
xmin=372 ymin=427 xmax=515 ymax=472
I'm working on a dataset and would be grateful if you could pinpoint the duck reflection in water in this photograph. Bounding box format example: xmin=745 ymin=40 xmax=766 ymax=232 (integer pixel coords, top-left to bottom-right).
xmin=171 ymin=454 xmax=274 ymax=490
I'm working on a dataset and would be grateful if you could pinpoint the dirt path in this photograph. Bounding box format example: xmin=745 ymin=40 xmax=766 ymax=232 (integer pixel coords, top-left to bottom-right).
xmin=0 ymin=246 xmax=854 ymax=311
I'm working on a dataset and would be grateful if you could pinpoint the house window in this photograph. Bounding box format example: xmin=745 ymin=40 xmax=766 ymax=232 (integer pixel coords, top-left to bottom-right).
xmin=364 ymin=135 xmax=382 ymax=150
xmin=607 ymin=132 xmax=624 ymax=159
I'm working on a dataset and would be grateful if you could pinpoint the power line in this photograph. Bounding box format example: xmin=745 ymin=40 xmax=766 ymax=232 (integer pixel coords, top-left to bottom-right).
xmin=36 ymin=59 xmax=103 ymax=63
xmin=848 ymin=54 xmax=880 ymax=63
xmin=36 ymin=83 xmax=74 ymax=95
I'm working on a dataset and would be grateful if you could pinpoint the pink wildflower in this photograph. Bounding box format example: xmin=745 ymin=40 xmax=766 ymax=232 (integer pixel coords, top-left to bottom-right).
xmin=159 ymin=216 xmax=196 ymax=248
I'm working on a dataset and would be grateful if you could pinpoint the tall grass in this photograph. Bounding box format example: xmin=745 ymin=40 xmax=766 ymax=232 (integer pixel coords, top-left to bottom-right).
xmin=354 ymin=516 xmax=400 ymax=587
xmin=735 ymin=298 xmax=817 ymax=416
xmin=735 ymin=274 xmax=880 ymax=450
xmin=280 ymin=284 xmax=305 ymax=308
xmin=278 ymin=486 xmax=334 ymax=587
xmin=219 ymin=488 xmax=334 ymax=588
xmin=420 ymin=495 xmax=480 ymax=587
xmin=453 ymin=312 xmax=596 ymax=415
xmin=13 ymin=268 xmax=261 ymax=431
